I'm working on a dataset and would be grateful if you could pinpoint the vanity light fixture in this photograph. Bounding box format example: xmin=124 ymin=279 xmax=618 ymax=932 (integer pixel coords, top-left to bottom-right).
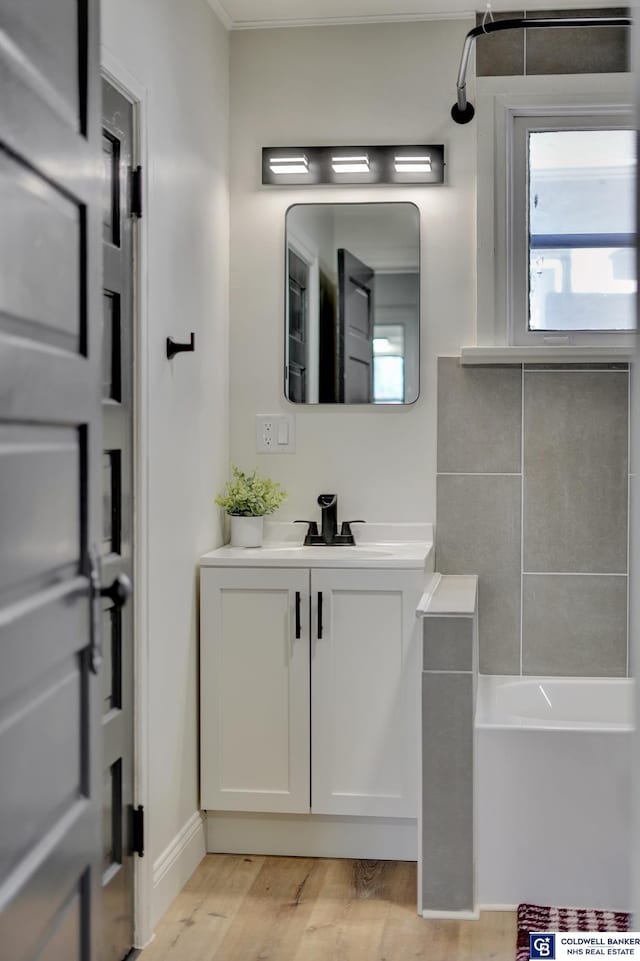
xmin=394 ymin=154 xmax=432 ymax=173
xmin=262 ymin=145 xmax=445 ymax=185
xmin=331 ymin=153 xmax=370 ymax=174
xmin=269 ymin=153 xmax=309 ymax=175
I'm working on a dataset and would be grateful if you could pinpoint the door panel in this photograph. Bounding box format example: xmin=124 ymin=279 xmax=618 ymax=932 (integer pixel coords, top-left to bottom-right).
xmin=201 ymin=568 xmax=311 ymax=814
xmin=103 ymin=760 xmax=123 ymax=875
xmin=0 ymin=666 xmax=82 ymax=878
xmin=0 ymin=341 xmax=94 ymax=424
xmin=102 ymin=294 xmax=122 ymax=401
xmin=37 ymin=892 xmax=83 ymax=961
xmin=318 ymin=270 xmax=337 ymax=402
xmin=311 ymin=569 xmax=423 ymax=818
xmin=0 ymin=858 xmax=93 ymax=961
xmin=0 ymin=2 xmax=103 ymax=961
xmin=0 ymin=154 xmax=81 ymax=349
xmin=287 ymin=249 xmax=308 ymax=403
xmin=0 ymin=426 xmax=80 ymax=591
xmin=0 ymin=0 xmax=80 ymax=125
xmin=102 ymin=607 xmax=122 ymax=714
xmin=344 ymin=357 xmax=370 ymax=404
xmin=102 ymin=135 xmax=121 ymax=245
xmin=102 ymin=450 xmax=122 ymax=557
xmin=100 ymin=78 xmax=135 ymax=961
xmin=0 ymin=579 xmax=89 ymax=707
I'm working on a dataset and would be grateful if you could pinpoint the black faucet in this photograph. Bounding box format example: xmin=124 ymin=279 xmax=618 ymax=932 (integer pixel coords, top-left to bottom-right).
xmin=295 ymin=494 xmax=365 ymax=546
xmin=318 ymin=494 xmax=338 ymax=545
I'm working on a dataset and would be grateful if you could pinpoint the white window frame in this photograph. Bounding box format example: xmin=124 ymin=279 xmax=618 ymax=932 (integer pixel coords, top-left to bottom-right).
xmin=476 ymin=75 xmax=635 ymax=351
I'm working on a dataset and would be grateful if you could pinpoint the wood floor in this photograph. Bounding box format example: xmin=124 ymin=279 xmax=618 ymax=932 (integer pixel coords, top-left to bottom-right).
xmin=141 ymin=855 xmax=516 ymax=961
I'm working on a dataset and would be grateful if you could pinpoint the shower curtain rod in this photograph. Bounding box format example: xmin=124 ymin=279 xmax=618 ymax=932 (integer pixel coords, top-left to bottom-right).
xmin=451 ymin=16 xmax=632 ymax=124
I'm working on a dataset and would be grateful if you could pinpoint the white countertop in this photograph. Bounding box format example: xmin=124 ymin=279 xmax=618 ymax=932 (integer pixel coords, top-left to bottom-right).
xmin=200 ymin=522 xmax=434 ymax=570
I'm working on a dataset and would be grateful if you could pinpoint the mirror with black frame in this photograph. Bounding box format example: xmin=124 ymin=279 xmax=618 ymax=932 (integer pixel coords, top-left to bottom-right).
xmin=285 ymin=202 xmax=420 ymax=405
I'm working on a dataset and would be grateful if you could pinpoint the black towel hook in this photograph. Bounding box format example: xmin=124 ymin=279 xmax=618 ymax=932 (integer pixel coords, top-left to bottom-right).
xmin=166 ymin=332 xmax=195 ymax=360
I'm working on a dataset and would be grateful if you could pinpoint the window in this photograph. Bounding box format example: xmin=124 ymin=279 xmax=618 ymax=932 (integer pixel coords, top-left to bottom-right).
xmin=509 ymin=112 xmax=636 ymax=346
xmin=474 ymin=79 xmax=637 ymax=355
xmin=373 ymin=325 xmax=405 ymax=403
xmin=527 ymin=129 xmax=635 ymax=333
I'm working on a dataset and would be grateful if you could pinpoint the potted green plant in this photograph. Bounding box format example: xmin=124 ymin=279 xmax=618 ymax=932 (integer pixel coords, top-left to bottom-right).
xmin=215 ymin=465 xmax=287 ymax=548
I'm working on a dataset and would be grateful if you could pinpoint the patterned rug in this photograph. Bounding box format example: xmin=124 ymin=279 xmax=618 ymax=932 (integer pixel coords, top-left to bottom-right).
xmin=516 ymin=903 xmax=632 ymax=961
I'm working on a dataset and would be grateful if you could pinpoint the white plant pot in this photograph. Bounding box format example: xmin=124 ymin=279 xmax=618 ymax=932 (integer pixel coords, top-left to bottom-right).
xmin=230 ymin=515 xmax=264 ymax=548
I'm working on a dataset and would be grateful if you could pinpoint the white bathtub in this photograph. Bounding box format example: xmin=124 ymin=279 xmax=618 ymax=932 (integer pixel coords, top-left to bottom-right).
xmin=476 ymin=675 xmax=634 ymax=912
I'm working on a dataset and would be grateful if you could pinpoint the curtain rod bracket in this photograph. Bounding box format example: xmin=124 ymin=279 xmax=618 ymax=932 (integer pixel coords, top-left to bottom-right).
xmin=450 ymin=16 xmax=632 ymax=125
xmin=451 ymin=102 xmax=475 ymax=124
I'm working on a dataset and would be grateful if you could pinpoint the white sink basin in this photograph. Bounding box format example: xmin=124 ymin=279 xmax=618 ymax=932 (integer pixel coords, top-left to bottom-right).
xmin=201 ymin=527 xmax=434 ymax=570
xmin=262 ymin=545 xmax=393 ymax=560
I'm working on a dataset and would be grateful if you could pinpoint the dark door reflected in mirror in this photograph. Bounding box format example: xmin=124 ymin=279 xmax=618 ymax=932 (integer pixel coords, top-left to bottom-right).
xmin=285 ymin=203 xmax=420 ymax=405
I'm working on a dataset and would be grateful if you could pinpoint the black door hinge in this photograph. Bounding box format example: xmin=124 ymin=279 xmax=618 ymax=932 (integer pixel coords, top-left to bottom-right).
xmin=131 ymin=166 xmax=143 ymax=219
xmin=132 ymin=805 xmax=145 ymax=857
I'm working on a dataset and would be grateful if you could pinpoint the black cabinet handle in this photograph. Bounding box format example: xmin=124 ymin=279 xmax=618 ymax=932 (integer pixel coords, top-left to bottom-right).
xmin=317 ymin=591 xmax=323 ymax=639
xmin=295 ymin=591 xmax=301 ymax=639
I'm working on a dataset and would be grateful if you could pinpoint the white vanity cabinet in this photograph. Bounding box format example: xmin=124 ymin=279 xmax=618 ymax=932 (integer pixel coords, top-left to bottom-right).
xmin=200 ymin=568 xmax=310 ymax=814
xmin=200 ymin=563 xmax=424 ymax=820
xmin=310 ymin=568 xmax=423 ymax=818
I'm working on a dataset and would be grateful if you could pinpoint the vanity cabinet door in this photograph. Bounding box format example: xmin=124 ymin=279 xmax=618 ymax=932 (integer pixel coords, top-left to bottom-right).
xmin=310 ymin=569 xmax=423 ymax=819
xmin=201 ymin=568 xmax=310 ymax=813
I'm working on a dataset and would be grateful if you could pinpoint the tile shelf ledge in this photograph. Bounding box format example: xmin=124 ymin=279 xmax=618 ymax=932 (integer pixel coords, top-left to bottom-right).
xmin=416 ymin=574 xmax=478 ymax=618
xmin=460 ymin=345 xmax=635 ymax=366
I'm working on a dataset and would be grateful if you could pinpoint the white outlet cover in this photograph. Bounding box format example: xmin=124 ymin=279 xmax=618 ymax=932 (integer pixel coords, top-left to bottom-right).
xmin=256 ymin=414 xmax=296 ymax=454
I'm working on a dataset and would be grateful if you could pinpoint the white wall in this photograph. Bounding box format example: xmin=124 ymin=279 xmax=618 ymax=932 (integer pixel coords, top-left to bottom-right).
xmin=229 ymin=20 xmax=475 ymax=523
xmin=101 ymin=0 xmax=229 ymax=935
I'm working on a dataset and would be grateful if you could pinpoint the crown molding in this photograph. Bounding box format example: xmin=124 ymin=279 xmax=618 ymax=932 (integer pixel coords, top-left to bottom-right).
xmin=205 ymin=0 xmax=614 ymax=32
xmin=230 ymin=11 xmax=473 ymax=30
xmin=205 ymin=0 xmax=234 ymax=30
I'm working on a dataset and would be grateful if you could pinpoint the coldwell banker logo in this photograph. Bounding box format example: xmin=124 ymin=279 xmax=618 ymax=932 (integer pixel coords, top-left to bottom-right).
xmin=530 ymin=934 xmax=556 ymax=959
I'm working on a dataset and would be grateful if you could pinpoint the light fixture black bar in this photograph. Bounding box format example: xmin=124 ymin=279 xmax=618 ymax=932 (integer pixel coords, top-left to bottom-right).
xmin=452 ymin=16 xmax=632 ymax=125
xmin=262 ymin=145 xmax=445 ymax=186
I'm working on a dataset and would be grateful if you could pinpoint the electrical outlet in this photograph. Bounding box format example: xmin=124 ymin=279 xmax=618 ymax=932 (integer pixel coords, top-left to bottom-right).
xmin=256 ymin=415 xmax=295 ymax=453
xmin=262 ymin=420 xmax=274 ymax=449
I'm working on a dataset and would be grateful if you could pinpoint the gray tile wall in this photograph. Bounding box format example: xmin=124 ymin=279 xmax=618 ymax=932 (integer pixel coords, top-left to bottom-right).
xmin=421 ymin=670 xmax=474 ymax=912
xmin=523 ymin=370 xmax=628 ymax=574
xmin=419 ymin=578 xmax=478 ymax=915
xmin=475 ymin=10 xmax=525 ymax=78
xmin=423 ymin=617 xmax=475 ymax=672
xmin=436 ymin=358 xmax=630 ymax=676
xmin=522 ymin=574 xmax=628 ymax=675
xmin=437 ymin=475 xmax=521 ymax=674
xmin=475 ymin=7 xmax=629 ymax=77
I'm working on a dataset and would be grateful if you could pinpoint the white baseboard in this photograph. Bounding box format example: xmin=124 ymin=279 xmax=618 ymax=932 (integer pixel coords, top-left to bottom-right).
xmin=421 ymin=907 xmax=480 ymax=920
xmin=151 ymin=811 xmax=206 ymax=929
xmin=206 ymin=811 xmax=417 ymax=861
xmin=477 ymin=903 xmax=518 ymax=912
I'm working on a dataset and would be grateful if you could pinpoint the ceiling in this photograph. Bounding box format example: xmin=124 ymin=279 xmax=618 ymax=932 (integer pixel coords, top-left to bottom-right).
xmin=207 ymin=0 xmax=616 ymax=30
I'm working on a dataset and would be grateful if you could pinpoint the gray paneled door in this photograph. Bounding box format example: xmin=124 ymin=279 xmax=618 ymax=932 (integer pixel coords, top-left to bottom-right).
xmin=337 ymin=248 xmax=374 ymax=403
xmin=101 ymin=79 xmax=135 ymax=961
xmin=0 ymin=0 xmax=107 ymax=960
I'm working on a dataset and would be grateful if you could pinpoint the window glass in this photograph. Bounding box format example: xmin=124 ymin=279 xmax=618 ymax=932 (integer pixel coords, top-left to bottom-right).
xmin=528 ymin=129 xmax=636 ymax=332
xmin=373 ymin=325 xmax=405 ymax=403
